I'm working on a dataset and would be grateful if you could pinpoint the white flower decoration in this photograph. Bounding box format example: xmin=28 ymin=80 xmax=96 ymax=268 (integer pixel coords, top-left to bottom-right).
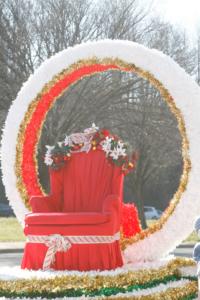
xmin=44 ymin=145 xmax=55 ymax=166
xmin=117 ymin=141 xmax=126 ymax=157
xmin=101 ymin=138 xmax=127 ymax=159
xmin=44 ymin=156 xmax=53 ymax=166
xmin=118 ymin=148 xmax=126 ymax=157
xmin=45 ymin=145 xmax=55 ymax=151
xmin=101 ymin=136 xmax=113 ymax=155
xmin=64 ymin=136 xmax=70 ymax=146
xmin=57 ymin=141 xmax=63 ymax=147
xmin=110 ymin=148 xmax=120 ymax=160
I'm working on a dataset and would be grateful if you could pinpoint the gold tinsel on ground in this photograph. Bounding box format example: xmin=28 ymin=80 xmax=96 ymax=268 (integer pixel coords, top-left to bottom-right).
xmin=0 ymin=258 xmax=195 ymax=293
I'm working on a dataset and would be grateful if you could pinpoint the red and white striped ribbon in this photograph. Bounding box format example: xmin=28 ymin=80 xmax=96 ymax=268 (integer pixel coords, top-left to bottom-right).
xmin=28 ymin=232 xmax=120 ymax=270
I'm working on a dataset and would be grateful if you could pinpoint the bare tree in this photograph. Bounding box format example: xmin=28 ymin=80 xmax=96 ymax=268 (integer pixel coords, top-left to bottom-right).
xmin=0 ymin=0 xmax=197 ymax=229
xmin=146 ymin=18 xmax=196 ymax=75
xmin=197 ymin=28 xmax=200 ymax=85
xmin=37 ymin=70 xmax=182 ymax=228
xmin=0 ymin=0 xmax=35 ymax=109
xmin=0 ymin=0 xmax=152 ymax=107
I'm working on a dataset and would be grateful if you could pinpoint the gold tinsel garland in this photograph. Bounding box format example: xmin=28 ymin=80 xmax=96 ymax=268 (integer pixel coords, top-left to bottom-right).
xmin=15 ymin=57 xmax=191 ymax=248
xmin=0 ymin=282 xmax=197 ymax=300
xmin=0 ymin=258 xmax=195 ymax=292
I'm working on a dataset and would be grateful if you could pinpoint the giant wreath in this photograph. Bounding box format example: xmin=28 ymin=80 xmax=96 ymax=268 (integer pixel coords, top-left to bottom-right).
xmin=1 ymin=39 xmax=200 ymax=264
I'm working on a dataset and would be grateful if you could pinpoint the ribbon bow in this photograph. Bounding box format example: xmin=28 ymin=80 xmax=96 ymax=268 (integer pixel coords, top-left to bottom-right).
xmin=43 ymin=234 xmax=71 ymax=270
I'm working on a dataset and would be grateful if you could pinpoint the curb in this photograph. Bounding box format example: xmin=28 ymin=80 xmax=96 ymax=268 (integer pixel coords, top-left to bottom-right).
xmin=176 ymin=242 xmax=196 ymax=249
xmin=176 ymin=243 xmax=195 ymax=249
xmin=0 ymin=248 xmax=23 ymax=254
xmin=0 ymin=242 xmax=25 ymax=254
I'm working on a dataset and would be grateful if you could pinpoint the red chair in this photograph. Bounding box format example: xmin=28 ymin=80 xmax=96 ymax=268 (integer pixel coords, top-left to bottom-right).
xmin=21 ymin=148 xmax=124 ymax=271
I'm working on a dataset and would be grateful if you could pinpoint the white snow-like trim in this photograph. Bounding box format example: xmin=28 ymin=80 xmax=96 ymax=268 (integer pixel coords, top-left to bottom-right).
xmin=180 ymin=266 xmax=197 ymax=277
xmin=0 ymin=256 xmax=176 ymax=281
xmin=0 ymin=279 xmax=195 ymax=299
xmin=1 ymin=39 xmax=200 ymax=261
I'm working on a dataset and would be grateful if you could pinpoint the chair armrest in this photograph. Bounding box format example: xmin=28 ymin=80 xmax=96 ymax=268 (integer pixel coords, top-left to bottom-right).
xmin=30 ymin=195 xmax=58 ymax=213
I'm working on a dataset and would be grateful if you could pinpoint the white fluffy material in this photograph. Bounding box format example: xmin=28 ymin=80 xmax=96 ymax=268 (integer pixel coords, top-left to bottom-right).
xmin=180 ymin=266 xmax=197 ymax=277
xmin=1 ymin=39 xmax=200 ymax=261
xmin=0 ymin=256 xmax=175 ymax=281
xmin=95 ymin=279 xmax=193 ymax=298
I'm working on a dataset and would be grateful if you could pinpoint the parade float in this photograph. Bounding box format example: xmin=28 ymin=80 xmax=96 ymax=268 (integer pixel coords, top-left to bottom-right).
xmin=1 ymin=40 xmax=200 ymax=299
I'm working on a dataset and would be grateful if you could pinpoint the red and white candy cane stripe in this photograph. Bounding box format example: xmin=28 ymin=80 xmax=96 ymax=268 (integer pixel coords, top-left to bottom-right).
xmin=28 ymin=232 xmax=120 ymax=270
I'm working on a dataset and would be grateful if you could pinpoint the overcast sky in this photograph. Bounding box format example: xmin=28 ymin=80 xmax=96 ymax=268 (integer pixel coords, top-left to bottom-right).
xmin=151 ymin=0 xmax=200 ymax=39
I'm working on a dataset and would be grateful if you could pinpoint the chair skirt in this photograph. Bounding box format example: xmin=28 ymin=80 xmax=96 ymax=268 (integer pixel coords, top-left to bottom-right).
xmin=21 ymin=241 xmax=123 ymax=271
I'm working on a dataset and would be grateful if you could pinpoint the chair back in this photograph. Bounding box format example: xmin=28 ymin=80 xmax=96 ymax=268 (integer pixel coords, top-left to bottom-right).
xmin=49 ymin=149 xmax=124 ymax=212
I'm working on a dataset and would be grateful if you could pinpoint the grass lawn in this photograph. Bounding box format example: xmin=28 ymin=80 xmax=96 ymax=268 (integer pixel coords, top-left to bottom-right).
xmin=0 ymin=217 xmax=25 ymax=242
xmin=184 ymin=231 xmax=199 ymax=243
xmin=0 ymin=217 xmax=198 ymax=243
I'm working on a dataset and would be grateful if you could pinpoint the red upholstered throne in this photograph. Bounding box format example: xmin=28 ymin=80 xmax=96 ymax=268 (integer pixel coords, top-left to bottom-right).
xmin=21 ymin=147 xmax=124 ymax=271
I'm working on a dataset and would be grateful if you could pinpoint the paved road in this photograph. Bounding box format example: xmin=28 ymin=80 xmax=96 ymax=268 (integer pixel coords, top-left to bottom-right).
xmin=172 ymin=246 xmax=194 ymax=258
xmin=0 ymin=246 xmax=194 ymax=267
xmin=0 ymin=252 xmax=23 ymax=267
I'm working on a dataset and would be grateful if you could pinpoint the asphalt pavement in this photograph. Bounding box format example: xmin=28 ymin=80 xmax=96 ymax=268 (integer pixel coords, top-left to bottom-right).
xmin=172 ymin=244 xmax=194 ymax=258
xmin=0 ymin=242 xmax=195 ymax=267
xmin=0 ymin=252 xmax=23 ymax=267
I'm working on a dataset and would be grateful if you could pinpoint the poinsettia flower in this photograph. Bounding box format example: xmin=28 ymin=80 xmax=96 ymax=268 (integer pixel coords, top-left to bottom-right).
xmin=117 ymin=142 xmax=126 ymax=156
xmin=100 ymin=129 xmax=110 ymax=137
xmin=110 ymin=147 xmax=121 ymax=160
xmin=44 ymin=126 xmax=136 ymax=174
xmin=106 ymin=136 xmax=113 ymax=143
xmin=117 ymin=140 xmax=124 ymax=149
xmin=101 ymin=136 xmax=113 ymax=155
xmin=101 ymin=145 xmax=111 ymax=155
xmin=118 ymin=148 xmax=126 ymax=157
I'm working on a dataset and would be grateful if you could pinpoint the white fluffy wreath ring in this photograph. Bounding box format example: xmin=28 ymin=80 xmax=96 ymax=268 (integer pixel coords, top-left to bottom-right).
xmin=1 ymin=39 xmax=200 ymax=262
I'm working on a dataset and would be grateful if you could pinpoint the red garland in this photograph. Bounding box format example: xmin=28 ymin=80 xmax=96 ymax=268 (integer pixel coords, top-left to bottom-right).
xmin=121 ymin=203 xmax=141 ymax=238
xmin=21 ymin=64 xmax=124 ymax=197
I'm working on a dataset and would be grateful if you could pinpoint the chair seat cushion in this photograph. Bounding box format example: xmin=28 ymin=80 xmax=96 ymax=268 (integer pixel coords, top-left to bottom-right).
xmin=25 ymin=212 xmax=111 ymax=225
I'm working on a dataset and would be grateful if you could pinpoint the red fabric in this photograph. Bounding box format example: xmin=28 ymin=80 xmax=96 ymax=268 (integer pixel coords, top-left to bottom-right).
xmin=21 ymin=242 xmax=122 ymax=271
xmin=24 ymin=220 xmax=117 ymax=236
xmin=21 ymin=64 xmax=125 ymax=198
xmin=25 ymin=212 xmax=110 ymax=225
xmin=122 ymin=203 xmax=141 ymax=238
xmin=30 ymin=196 xmax=58 ymax=212
xmin=22 ymin=149 xmax=124 ymax=271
